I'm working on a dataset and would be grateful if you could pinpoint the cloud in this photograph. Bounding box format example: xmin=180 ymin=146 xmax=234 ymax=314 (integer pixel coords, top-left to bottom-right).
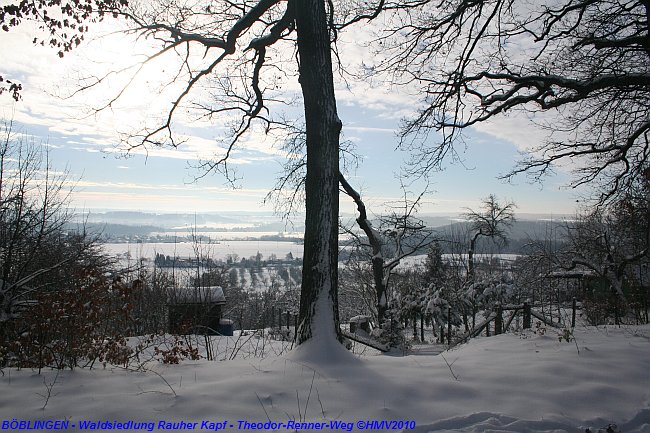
xmin=0 ymin=22 xmax=284 ymax=163
xmin=70 ymin=188 xmax=271 ymax=213
xmin=67 ymin=177 xmax=273 ymax=212
xmin=72 ymin=179 xmax=268 ymax=195
xmin=0 ymin=12 xmax=582 ymax=216
xmin=0 ymin=17 xmax=410 ymax=168
xmin=344 ymin=125 xmax=396 ymax=134
xmin=473 ymin=112 xmax=551 ymax=153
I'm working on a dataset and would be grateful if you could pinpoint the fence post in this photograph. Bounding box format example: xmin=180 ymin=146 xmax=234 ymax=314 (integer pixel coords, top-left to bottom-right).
xmin=572 ymin=297 xmax=577 ymax=328
xmin=432 ymin=320 xmax=437 ymax=341
xmin=412 ymin=313 xmax=418 ymax=341
xmin=420 ymin=314 xmax=424 ymax=342
xmin=523 ymin=302 xmax=531 ymax=329
xmin=495 ymin=304 xmax=503 ymax=335
xmin=294 ymin=314 xmax=298 ymax=342
xmin=447 ymin=307 xmax=452 ymax=346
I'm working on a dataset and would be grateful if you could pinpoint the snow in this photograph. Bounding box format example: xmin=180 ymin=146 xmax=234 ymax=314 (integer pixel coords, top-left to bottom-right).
xmin=1 ymin=325 xmax=649 ymax=432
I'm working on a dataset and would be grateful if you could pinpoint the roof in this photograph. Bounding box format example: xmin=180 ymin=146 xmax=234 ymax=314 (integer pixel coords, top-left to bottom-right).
xmin=168 ymin=286 xmax=226 ymax=304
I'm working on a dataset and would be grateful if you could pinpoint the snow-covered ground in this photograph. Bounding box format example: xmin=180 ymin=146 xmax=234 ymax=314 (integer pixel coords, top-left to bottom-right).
xmin=1 ymin=325 xmax=649 ymax=432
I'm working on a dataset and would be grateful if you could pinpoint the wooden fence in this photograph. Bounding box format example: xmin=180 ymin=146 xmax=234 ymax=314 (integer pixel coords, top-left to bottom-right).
xmin=455 ymin=298 xmax=578 ymax=345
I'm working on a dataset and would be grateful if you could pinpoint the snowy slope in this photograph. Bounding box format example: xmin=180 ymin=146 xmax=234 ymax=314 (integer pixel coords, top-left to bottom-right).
xmin=1 ymin=325 xmax=649 ymax=432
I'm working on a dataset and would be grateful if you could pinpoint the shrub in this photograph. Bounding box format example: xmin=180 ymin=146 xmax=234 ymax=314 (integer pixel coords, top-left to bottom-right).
xmin=1 ymin=268 xmax=135 ymax=370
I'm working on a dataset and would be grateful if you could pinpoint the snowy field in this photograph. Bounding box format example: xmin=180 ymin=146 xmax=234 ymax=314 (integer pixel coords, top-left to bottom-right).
xmin=101 ymin=240 xmax=305 ymax=262
xmin=1 ymin=325 xmax=649 ymax=432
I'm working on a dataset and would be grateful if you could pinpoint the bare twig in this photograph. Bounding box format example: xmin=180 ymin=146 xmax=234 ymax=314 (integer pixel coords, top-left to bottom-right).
xmin=255 ymin=392 xmax=272 ymax=422
xmin=440 ymin=354 xmax=459 ymax=381
xmin=38 ymin=369 xmax=61 ymax=410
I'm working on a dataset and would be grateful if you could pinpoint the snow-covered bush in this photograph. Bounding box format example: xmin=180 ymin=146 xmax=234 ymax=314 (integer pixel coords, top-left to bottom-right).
xmin=371 ymin=314 xmax=411 ymax=353
xmin=426 ymin=286 xmax=463 ymax=330
xmin=466 ymin=273 xmax=517 ymax=312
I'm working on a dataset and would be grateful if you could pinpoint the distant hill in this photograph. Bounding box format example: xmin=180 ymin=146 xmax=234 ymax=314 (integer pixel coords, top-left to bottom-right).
xmin=70 ymin=211 xmax=572 ymax=252
xmin=69 ymin=211 xmax=305 ymax=240
xmin=431 ymin=219 xmax=569 ymax=254
xmin=65 ymin=222 xmax=166 ymax=238
xmin=75 ymin=211 xmax=242 ymax=228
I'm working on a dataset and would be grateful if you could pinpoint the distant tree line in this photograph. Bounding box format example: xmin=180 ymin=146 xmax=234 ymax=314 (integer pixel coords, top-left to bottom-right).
xmin=154 ymin=252 xmax=301 ymax=269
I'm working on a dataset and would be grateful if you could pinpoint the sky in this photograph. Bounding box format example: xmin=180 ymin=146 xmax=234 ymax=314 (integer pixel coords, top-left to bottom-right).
xmin=0 ymin=16 xmax=586 ymax=219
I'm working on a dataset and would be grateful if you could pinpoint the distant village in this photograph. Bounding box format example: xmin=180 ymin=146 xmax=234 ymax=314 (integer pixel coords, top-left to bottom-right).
xmin=153 ymin=251 xmax=302 ymax=269
xmin=104 ymin=232 xmax=302 ymax=245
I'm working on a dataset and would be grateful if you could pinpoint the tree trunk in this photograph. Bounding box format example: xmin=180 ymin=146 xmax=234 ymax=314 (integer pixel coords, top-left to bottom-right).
xmin=468 ymin=234 xmax=479 ymax=282
xmin=295 ymin=0 xmax=342 ymax=344
xmin=338 ymin=173 xmax=388 ymax=327
xmin=373 ymin=258 xmax=388 ymax=326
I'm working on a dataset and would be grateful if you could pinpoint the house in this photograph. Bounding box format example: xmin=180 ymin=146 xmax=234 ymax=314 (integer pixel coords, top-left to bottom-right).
xmin=167 ymin=286 xmax=227 ymax=335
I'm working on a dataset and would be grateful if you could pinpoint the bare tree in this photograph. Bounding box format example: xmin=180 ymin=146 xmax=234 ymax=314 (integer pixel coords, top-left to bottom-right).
xmin=0 ymin=119 xmax=108 ymax=323
xmin=3 ymin=0 xmax=558 ymax=348
xmin=464 ymin=194 xmax=516 ymax=281
xmin=1 ymin=0 xmax=359 ymax=345
xmin=517 ymin=221 xmax=569 ymax=319
xmin=339 ymin=173 xmax=434 ymax=330
xmin=0 ymin=120 xmax=123 ymax=368
xmin=359 ymin=0 xmax=650 ymax=204
xmin=560 ymin=201 xmax=649 ymax=324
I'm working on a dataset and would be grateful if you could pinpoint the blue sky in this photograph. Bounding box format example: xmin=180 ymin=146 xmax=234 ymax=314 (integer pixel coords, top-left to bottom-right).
xmin=0 ymin=20 xmax=584 ymax=218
